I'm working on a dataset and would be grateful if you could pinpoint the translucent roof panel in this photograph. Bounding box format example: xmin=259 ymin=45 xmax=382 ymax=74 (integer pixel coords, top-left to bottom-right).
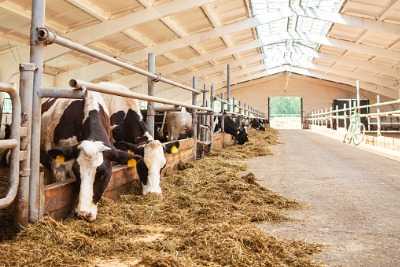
xmin=251 ymin=0 xmax=345 ymax=72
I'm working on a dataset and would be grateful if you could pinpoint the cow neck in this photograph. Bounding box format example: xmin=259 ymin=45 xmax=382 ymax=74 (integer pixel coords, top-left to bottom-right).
xmin=85 ymin=106 xmax=111 ymax=146
xmin=125 ymin=109 xmax=149 ymax=143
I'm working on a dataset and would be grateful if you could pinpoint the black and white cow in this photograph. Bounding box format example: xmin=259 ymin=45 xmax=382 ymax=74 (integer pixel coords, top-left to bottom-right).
xmin=250 ymin=118 xmax=266 ymax=131
xmin=100 ymin=82 xmax=179 ymax=195
xmin=215 ymin=113 xmax=249 ymax=145
xmin=41 ymin=91 xmax=142 ymax=221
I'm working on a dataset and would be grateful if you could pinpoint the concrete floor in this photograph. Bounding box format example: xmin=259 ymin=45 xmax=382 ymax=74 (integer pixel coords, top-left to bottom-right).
xmin=247 ymin=129 xmax=400 ymax=267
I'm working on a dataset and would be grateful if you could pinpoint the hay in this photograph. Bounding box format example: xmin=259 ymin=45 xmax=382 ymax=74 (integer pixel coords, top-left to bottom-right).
xmin=0 ymin=129 xmax=323 ymax=266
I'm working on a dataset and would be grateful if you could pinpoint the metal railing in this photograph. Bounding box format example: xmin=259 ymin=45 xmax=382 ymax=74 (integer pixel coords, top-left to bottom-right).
xmin=309 ymin=97 xmax=400 ymax=137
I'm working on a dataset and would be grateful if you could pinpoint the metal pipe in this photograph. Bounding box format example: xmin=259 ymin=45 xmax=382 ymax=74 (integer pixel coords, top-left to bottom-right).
xmin=29 ymin=0 xmax=46 ymax=223
xmin=195 ymin=111 xmax=213 ymax=115
xmin=37 ymin=28 xmax=199 ymax=94
xmin=377 ymin=95 xmax=381 ymax=137
xmin=38 ymin=87 xmax=86 ymax=99
xmin=214 ymin=97 xmax=230 ymax=105
xmin=209 ymin=85 xmax=215 ymax=151
xmin=13 ymin=63 xmax=35 ymax=227
xmin=153 ymin=105 xmax=181 ymax=112
xmin=227 ymin=64 xmax=231 ymax=112
xmin=200 ymin=84 xmax=208 ymax=142
xmin=147 ymin=53 xmax=156 ymax=137
xmin=356 ymin=80 xmax=360 ymax=108
xmin=192 ymin=77 xmax=198 ymax=160
xmin=0 ymin=83 xmax=21 ymax=209
xmin=69 ymin=79 xmax=212 ymax=112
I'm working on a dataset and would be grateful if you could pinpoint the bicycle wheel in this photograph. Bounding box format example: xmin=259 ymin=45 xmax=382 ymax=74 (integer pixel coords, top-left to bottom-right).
xmin=352 ymin=123 xmax=365 ymax=146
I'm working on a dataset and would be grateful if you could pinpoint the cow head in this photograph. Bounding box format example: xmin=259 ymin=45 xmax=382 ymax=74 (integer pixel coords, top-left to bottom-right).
xmin=236 ymin=127 xmax=249 ymax=145
xmin=47 ymin=140 xmax=142 ymax=221
xmin=110 ymin=109 xmax=153 ymax=145
xmin=116 ymin=140 xmax=179 ymax=194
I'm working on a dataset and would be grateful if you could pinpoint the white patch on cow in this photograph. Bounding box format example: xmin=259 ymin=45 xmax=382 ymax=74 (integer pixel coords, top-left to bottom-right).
xmin=83 ymin=91 xmax=109 ymax=122
xmin=99 ymin=82 xmax=142 ymax=120
xmin=75 ymin=140 xmax=110 ymax=221
xmin=144 ymin=131 xmax=154 ymax=141
xmin=142 ymin=140 xmax=165 ymax=195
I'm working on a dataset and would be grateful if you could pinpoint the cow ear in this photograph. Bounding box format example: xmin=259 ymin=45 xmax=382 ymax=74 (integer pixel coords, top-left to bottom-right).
xmin=47 ymin=145 xmax=79 ymax=162
xmin=115 ymin=141 xmax=139 ymax=153
xmin=109 ymin=148 xmax=142 ymax=167
xmin=164 ymin=141 xmax=180 ymax=154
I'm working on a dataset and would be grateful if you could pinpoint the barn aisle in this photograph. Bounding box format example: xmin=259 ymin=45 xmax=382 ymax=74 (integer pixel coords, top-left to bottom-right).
xmin=248 ymin=129 xmax=400 ymax=267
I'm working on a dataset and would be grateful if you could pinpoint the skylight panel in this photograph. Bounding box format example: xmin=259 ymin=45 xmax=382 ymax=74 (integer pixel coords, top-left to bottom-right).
xmin=251 ymin=0 xmax=345 ymax=72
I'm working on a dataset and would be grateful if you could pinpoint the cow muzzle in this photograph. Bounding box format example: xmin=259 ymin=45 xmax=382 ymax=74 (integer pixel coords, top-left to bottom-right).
xmin=75 ymin=210 xmax=95 ymax=222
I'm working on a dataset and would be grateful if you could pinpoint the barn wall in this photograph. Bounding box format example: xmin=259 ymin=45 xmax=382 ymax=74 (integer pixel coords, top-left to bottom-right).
xmin=220 ymin=73 xmax=393 ymax=118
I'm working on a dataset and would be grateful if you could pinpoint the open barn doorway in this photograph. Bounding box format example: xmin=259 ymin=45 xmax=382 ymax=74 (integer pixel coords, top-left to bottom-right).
xmin=269 ymin=96 xmax=302 ymax=129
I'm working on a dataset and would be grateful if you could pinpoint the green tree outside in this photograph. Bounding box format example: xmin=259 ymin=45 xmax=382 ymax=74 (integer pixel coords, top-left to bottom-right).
xmin=270 ymin=96 xmax=301 ymax=115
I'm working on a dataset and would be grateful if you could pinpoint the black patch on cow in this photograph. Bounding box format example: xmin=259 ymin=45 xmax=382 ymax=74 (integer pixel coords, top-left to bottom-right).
xmin=41 ymin=98 xmax=57 ymax=115
xmin=110 ymin=110 xmax=125 ymax=126
xmin=137 ymin=160 xmax=149 ymax=185
xmin=53 ymin=100 xmax=84 ymax=145
xmin=111 ymin=109 xmax=149 ymax=145
xmin=93 ymin=160 xmax=113 ymax=203
xmin=82 ymin=108 xmax=111 ymax=146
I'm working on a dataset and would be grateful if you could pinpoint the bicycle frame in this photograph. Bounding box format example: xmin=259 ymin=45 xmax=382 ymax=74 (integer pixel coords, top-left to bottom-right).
xmin=343 ymin=110 xmax=365 ymax=145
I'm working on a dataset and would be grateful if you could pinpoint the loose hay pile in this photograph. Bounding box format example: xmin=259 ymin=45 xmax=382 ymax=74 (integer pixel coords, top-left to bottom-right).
xmin=0 ymin=128 xmax=322 ymax=266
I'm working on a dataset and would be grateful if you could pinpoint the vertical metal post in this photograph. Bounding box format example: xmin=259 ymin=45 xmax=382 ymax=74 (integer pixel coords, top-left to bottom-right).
xmin=377 ymin=95 xmax=381 ymax=137
xmin=200 ymin=84 xmax=207 ymax=141
xmin=29 ymin=0 xmax=46 ymax=223
xmin=227 ymin=64 xmax=231 ymax=112
xmin=335 ymin=105 xmax=339 ymax=130
xmin=344 ymin=103 xmax=347 ymax=129
xmin=147 ymin=53 xmax=156 ymax=138
xmin=329 ymin=107 xmax=333 ymax=129
xmin=192 ymin=76 xmax=198 ymax=160
xmin=238 ymin=100 xmax=242 ymax=126
xmin=243 ymin=103 xmax=247 ymax=126
xmin=325 ymin=108 xmax=328 ymax=127
xmin=356 ymin=80 xmax=360 ymax=108
xmin=210 ymin=85 xmax=215 ymax=151
xmin=220 ymin=92 xmax=225 ymax=131
xmin=14 ymin=63 xmax=35 ymax=228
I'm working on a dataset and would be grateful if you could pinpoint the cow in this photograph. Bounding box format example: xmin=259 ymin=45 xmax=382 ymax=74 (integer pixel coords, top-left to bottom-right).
xmin=0 ymin=123 xmax=12 ymax=167
xmin=99 ymin=82 xmax=179 ymax=195
xmin=250 ymin=118 xmax=266 ymax=131
xmin=215 ymin=113 xmax=249 ymax=145
xmin=41 ymin=91 xmax=142 ymax=221
xmin=160 ymin=107 xmax=193 ymax=141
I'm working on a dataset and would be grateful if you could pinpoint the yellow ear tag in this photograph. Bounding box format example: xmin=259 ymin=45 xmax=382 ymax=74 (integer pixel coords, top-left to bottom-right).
xmin=127 ymin=158 xmax=137 ymax=168
xmin=55 ymin=155 xmax=65 ymax=164
xmin=170 ymin=145 xmax=178 ymax=154
xmin=236 ymin=130 xmax=240 ymax=135
xmin=128 ymin=149 xmax=134 ymax=154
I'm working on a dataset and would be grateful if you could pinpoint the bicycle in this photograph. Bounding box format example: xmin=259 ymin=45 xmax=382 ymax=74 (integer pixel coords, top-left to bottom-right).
xmin=343 ymin=109 xmax=365 ymax=145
